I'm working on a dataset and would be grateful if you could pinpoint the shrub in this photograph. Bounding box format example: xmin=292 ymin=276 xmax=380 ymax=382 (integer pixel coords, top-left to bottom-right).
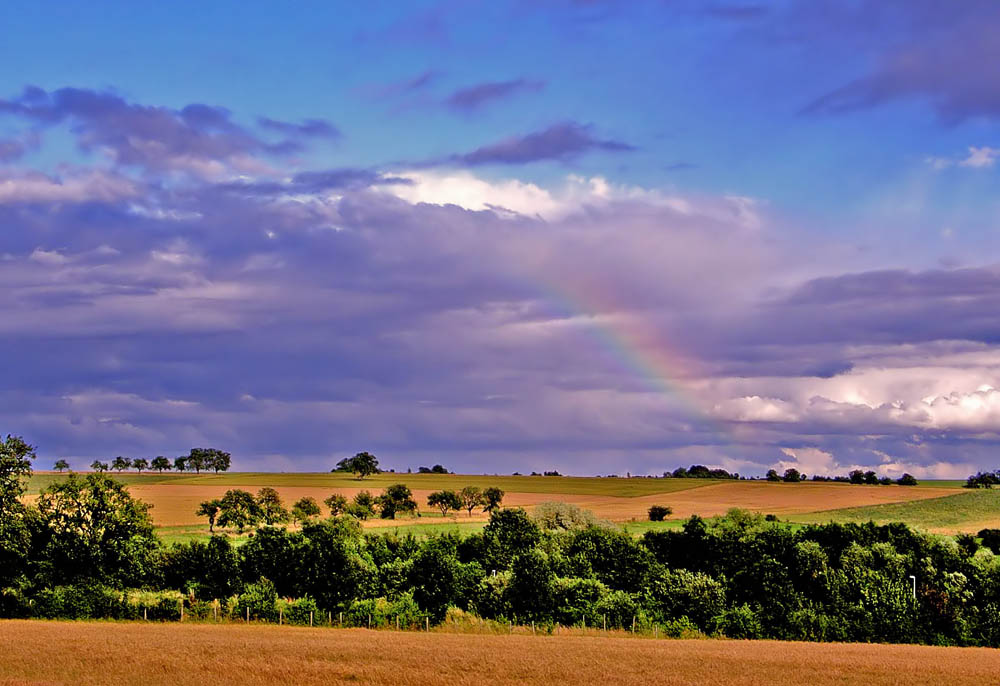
xmin=717 ymin=603 xmax=764 ymax=639
xmin=533 ymin=502 xmax=612 ymax=531
xmin=661 ymin=615 xmax=703 ymax=638
xmin=594 ymin=590 xmax=642 ymax=629
xmin=647 ymin=505 xmax=672 ymax=522
xmin=280 ymin=596 xmax=319 ymax=625
xmin=237 ymin=577 xmax=278 ymax=621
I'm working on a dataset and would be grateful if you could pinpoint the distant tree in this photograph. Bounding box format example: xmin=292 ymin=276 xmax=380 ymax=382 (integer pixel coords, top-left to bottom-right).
xmin=197 ymin=498 xmax=223 ymax=533
xmin=90 ymin=460 xmax=108 ymax=472
xmin=672 ymin=466 xmax=689 ymax=478
xmin=346 ymin=491 xmax=377 ymax=520
xmin=173 ymin=456 xmax=187 ymax=472
xmin=151 ymin=456 xmax=171 ymax=472
xmin=335 ymin=451 xmax=380 ymax=480
xmin=782 ymin=468 xmax=802 ymax=483
xmin=111 ymin=456 xmax=132 ymax=472
xmin=291 ymin=497 xmax=321 ymax=526
xmin=418 ymin=464 xmax=450 ymax=474
xmin=878 ymin=476 xmax=893 ymax=485
xmin=132 ymin=458 xmax=149 ymax=474
xmin=376 ymin=483 xmax=417 ymax=519
xmin=848 ymin=470 xmax=866 ymax=485
xmin=217 ymin=489 xmax=262 ymax=533
xmin=324 ymin=493 xmax=348 ymax=516
xmin=896 ymin=473 xmax=919 ymax=486
xmin=427 ymin=490 xmax=462 ymax=516
xmin=256 ymin=487 xmax=290 ymax=525
xmin=459 ymin=486 xmax=486 ymax=516
xmin=184 ymin=448 xmax=231 ymax=474
xmin=648 ymin=505 xmax=673 ymax=521
xmin=53 ymin=459 xmax=70 ymax=473
xmin=765 ymin=469 xmax=781 ymax=482
xmin=483 ymin=486 xmax=505 ymax=513
xmin=965 ymin=471 xmax=1000 ymax=489
xmin=863 ymin=471 xmax=879 ymax=485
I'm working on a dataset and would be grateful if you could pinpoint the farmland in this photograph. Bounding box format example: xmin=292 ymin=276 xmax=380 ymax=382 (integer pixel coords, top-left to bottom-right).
xmin=28 ymin=471 xmax=970 ymax=537
xmin=2 ymin=619 xmax=999 ymax=686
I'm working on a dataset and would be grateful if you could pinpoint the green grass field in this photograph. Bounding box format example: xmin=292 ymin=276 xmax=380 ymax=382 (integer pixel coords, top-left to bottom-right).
xmin=789 ymin=488 xmax=1000 ymax=532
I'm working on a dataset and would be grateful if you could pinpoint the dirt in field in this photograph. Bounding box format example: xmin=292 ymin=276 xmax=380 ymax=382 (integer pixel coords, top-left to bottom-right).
xmin=127 ymin=480 xmax=956 ymax=528
xmin=1 ymin=620 xmax=998 ymax=686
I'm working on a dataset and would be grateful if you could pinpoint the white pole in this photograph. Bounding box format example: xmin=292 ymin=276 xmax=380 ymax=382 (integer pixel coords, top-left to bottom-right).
xmin=909 ymin=574 xmax=917 ymax=600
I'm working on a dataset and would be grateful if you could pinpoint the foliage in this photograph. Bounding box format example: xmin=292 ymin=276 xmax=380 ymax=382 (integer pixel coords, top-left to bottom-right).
xmin=533 ymin=502 xmax=611 ymax=531
xmin=459 ymin=486 xmax=485 ymax=516
xmin=483 ymin=486 xmax=504 ymax=513
xmin=90 ymin=460 xmax=108 ymax=472
xmin=111 ymin=456 xmax=132 ymax=472
xmin=132 ymin=458 xmax=149 ymax=474
xmin=897 ymin=473 xmax=919 ymax=486
xmin=237 ymin=576 xmax=278 ymax=621
xmin=427 ymin=490 xmax=462 ymax=516
xmin=336 ymin=452 xmax=380 ymax=479
xmin=377 ymin=484 xmax=418 ymax=519
xmin=347 ymin=491 xmax=377 ymax=520
xmin=196 ymin=499 xmax=223 ymax=533
xmin=216 ymin=489 xmax=261 ymax=533
xmin=151 ymin=456 xmax=172 ymax=472
xmin=186 ymin=448 xmax=231 ymax=474
xmin=324 ymin=493 xmax=348 ymax=516
xmin=53 ymin=459 xmax=70 ymax=472
xmin=256 ymin=487 xmax=290 ymax=525
xmin=647 ymin=505 xmax=672 ymax=521
xmin=291 ymin=496 xmax=322 ymax=525
xmin=966 ymin=471 xmax=1000 ymax=489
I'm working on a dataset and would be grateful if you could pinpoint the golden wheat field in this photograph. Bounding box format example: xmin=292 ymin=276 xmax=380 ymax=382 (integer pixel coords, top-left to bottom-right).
xmin=1 ymin=620 xmax=997 ymax=686
xmin=58 ymin=474 xmax=960 ymax=528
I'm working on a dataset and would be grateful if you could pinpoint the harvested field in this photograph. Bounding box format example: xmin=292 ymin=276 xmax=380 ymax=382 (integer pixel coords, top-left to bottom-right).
xmin=1 ymin=620 xmax=998 ymax=686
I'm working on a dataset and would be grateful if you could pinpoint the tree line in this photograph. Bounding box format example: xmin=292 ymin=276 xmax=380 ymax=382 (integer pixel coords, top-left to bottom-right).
xmin=4 ymin=434 xmax=999 ymax=646
xmin=54 ymin=448 xmax=233 ymax=474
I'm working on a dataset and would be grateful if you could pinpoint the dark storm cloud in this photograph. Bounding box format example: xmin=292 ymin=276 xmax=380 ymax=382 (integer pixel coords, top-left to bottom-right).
xmin=453 ymin=122 xmax=634 ymax=165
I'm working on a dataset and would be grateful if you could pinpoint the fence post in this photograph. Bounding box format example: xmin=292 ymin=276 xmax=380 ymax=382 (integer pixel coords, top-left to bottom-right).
xmin=654 ymin=625 xmax=658 ymax=639
xmin=531 ymin=621 xmax=535 ymax=635
xmin=603 ymin=615 xmax=606 ymax=632
xmin=368 ymin=613 xmax=371 ymax=629
xmin=213 ymin=601 xmax=218 ymax=623
xmin=632 ymin=617 xmax=636 ymax=633
xmin=339 ymin=611 xmax=343 ymax=627
xmin=396 ymin=616 xmax=399 ymax=631
xmin=246 ymin=606 xmax=250 ymax=623
xmin=310 ymin=611 xmax=314 ymax=627
xmin=279 ymin=609 xmax=283 ymax=625
xmin=426 ymin=616 xmax=430 ymax=632
xmin=328 ymin=611 xmax=332 ymax=626
xmin=179 ymin=600 xmax=184 ymax=622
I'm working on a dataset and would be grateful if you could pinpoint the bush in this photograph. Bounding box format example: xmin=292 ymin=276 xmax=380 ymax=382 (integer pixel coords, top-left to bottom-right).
xmin=647 ymin=505 xmax=672 ymax=522
xmin=280 ymin=596 xmax=319 ymax=625
xmin=717 ymin=603 xmax=764 ymax=639
xmin=661 ymin=615 xmax=704 ymax=638
xmin=347 ymin=593 xmax=422 ymax=628
xmin=533 ymin=502 xmax=612 ymax=531
xmin=237 ymin=577 xmax=278 ymax=621
xmin=594 ymin=590 xmax=642 ymax=629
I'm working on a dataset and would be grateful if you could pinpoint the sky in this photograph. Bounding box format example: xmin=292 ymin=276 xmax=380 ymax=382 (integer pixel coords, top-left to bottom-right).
xmin=2 ymin=0 xmax=1000 ymax=477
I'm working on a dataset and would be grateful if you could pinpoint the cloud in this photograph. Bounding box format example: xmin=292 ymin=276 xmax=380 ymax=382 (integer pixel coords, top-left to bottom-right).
xmin=800 ymin=2 xmax=1000 ymax=122
xmin=444 ymin=78 xmax=545 ymax=112
xmin=926 ymin=146 xmax=1000 ymax=170
xmin=257 ymin=117 xmax=341 ymax=138
xmin=451 ymin=122 xmax=635 ymax=165
xmin=0 ymin=86 xmax=311 ymax=176
xmin=0 ymin=169 xmax=137 ymax=204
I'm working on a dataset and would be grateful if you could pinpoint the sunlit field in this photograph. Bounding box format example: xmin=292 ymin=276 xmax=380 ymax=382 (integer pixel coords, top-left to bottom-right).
xmin=2 ymin=620 xmax=999 ymax=686
xmin=28 ymin=472 xmax=970 ymax=538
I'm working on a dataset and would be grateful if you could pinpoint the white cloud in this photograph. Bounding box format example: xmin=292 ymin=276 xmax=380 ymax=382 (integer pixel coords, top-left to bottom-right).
xmin=926 ymin=145 xmax=1000 ymax=170
xmin=0 ymin=170 xmax=137 ymax=204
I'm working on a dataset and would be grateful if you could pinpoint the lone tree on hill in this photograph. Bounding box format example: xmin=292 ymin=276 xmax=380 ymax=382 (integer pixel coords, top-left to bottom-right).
xmin=151 ymin=456 xmax=171 ymax=472
xmin=111 ymin=456 xmax=131 ymax=472
xmin=53 ymin=459 xmax=70 ymax=472
xmin=132 ymin=458 xmax=149 ymax=474
xmin=483 ymin=486 xmax=504 ymax=513
xmin=256 ymin=487 xmax=290 ymax=525
xmin=196 ymin=498 xmax=223 ymax=533
xmin=324 ymin=493 xmax=348 ymax=516
xmin=291 ymin=496 xmax=321 ymax=526
xmin=336 ymin=451 xmax=380 ymax=479
xmin=427 ymin=490 xmax=462 ymax=516
xmin=460 ymin=486 xmax=486 ymax=516
xmin=377 ymin=483 xmax=417 ymax=519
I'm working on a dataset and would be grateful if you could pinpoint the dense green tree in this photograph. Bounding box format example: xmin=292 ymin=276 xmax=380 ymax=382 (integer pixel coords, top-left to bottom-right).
xmin=196 ymin=499 xmax=223 ymax=533
xmin=765 ymin=469 xmax=781 ymax=482
xmin=427 ymin=490 xmax=462 ymax=516
xmin=376 ymin=484 xmax=417 ymax=519
xmin=409 ymin=537 xmax=462 ymax=621
xmin=648 ymin=505 xmax=672 ymax=521
xmin=335 ymin=452 xmax=380 ymax=479
xmin=481 ymin=508 xmax=540 ymax=570
xmin=173 ymin=456 xmax=187 ymax=472
xmin=111 ymin=456 xmax=131 ymax=472
xmin=151 ymin=456 xmax=171 ymax=472
xmin=324 ymin=493 xmax=348 ymax=516
xmin=863 ymin=470 xmax=879 ymax=485
xmin=162 ymin=535 xmax=239 ymax=599
xmin=132 ymin=458 xmax=149 ymax=474
xmin=291 ymin=497 xmax=322 ymax=526
xmin=508 ymin=548 xmax=554 ymax=622
xmin=34 ymin=472 xmax=158 ymax=587
xmin=0 ymin=435 xmax=36 ymax=587
xmin=255 ymin=488 xmax=290 ymax=526
xmin=848 ymin=470 xmax=865 ymax=485
xmin=459 ymin=486 xmax=485 ymax=516
xmin=90 ymin=460 xmax=108 ymax=472
xmin=217 ymin=489 xmax=262 ymax=533
xmin=897 ymin=473 xmax=918 ymax=486
xmin=184 ymin=448 xmax=230 ymax=474
xmin=347 ymin=491 xmax=377 ymax=520
xmin=483 ymin=486 xmax=504 ymax=513
xmin=782 ymin=468 xmax=803 ymax=482
xmin=53 ymin=459 xmax=70 ymax=472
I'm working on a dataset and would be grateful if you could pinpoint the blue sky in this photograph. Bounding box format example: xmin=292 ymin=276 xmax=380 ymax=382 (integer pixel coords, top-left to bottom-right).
xmin=1 ymin=1 xmax=999 ymax=476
